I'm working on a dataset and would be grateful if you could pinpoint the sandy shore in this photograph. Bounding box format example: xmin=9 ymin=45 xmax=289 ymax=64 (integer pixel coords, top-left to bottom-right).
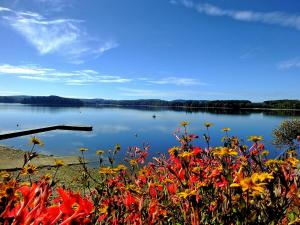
xmin=0 ymin=145 xmax=99 ymax=191
xmin=0 ymin=145 xmax=81 ymax=170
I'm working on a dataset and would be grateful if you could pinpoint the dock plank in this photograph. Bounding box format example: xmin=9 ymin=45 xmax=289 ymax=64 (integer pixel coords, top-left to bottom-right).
xmin=0 ymin=125 xmax=92 ymax=140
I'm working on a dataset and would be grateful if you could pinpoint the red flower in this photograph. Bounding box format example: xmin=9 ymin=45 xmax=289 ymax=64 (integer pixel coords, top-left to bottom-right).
xmin=149 ymin=183 xmax=157 ymax=198
xmin=167 ymin=183 xmax=177 ymax=195
xmin=56 ymin=187 xmax=94 ymax=224
xmin=192 ymin=147 xmax=202 ymax=155
xmin=124 ymin=192 xmax=136 ymax=209
xmin=216 ymin=176 xmax=229 ymax=188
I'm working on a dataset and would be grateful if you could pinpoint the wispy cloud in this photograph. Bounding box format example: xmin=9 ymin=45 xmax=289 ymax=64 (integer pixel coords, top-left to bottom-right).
xmin=119 ymin=87 xmax=227 ymax=99
xmin=0 ymin=6 xmax=11 ymax=12
xmin=278 ymin=58 xmax=300 ymax=69
xmin=0 ymin=64 xmax=53 ymax=74
xmin=138 ymin=77 xmax=205 ymax=86
xmin=147 ymin=77 xmax=205 ymax=86
xmin=0 ymin=6 xmax=118 ymax=63
xmin=0 ymin=64 xmax=208 ymax=88
xmin=174 ymin=0 xmax=300 ymax=31
xmin=0 ymin=64 xmax=131 ymax=85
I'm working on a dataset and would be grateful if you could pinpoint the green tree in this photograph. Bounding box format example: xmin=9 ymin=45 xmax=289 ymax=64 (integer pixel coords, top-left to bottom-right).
xmin=273 ymin=119 xmax=300 ymax=149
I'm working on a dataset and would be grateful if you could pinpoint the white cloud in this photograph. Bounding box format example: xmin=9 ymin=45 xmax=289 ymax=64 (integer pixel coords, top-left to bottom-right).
xmin=0 ymin=64 xmax=51 ymax=74
xmin=0 ymin=7 xmax=118 ymax=63
xmin=147 ymin=77 xmax=205 ymax=86
xmin=0 ymin=64 xmax=131 ymax=85
xmin=278 ymin=58 xmax=300 ymax=69
xmin=0 ymin=7 xmax=11 ymax=12
xmin=18 ymin=75 xmax=59 ymax=81
xmin=0 ymin=64 xmax=206 ymax=87
xmin=94 ymin=41 xmax=119 ymax=55
xmin=96 ymin=125 xmax=130 ymax=134
xmin=176 ymin=1 xmax=300 ymax=31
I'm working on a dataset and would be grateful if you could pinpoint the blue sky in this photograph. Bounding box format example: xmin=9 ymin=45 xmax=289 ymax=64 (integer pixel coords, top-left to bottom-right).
xmin=0 ymin=0 xmax=299 ymax=101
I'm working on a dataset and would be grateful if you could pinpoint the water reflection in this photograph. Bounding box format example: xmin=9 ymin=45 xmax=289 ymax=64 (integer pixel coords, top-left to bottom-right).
xmin=0 ymin=104 xmax=299 ymax=161
xmin=92 ymin=105 xmax=300 ymax=116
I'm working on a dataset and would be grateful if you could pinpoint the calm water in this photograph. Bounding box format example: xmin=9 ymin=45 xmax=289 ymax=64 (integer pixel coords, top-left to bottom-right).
xmin=0 ymin=104 xmax=299 ymax=161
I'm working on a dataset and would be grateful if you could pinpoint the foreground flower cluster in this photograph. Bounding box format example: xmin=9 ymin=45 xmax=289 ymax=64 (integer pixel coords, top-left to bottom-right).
xmin=1 ymin=123 xmax=300 ymax=224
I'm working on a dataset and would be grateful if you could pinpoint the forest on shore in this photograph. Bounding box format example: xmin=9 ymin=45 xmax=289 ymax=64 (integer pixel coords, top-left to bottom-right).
xmin=0 ymin=95 xmax=299 ymax=109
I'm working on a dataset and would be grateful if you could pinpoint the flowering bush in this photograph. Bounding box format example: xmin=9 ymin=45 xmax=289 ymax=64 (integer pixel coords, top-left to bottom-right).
xmin=1 ymin=124 xmax=300 ymax=224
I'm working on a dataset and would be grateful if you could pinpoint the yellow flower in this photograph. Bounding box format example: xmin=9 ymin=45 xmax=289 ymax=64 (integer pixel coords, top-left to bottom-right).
xmin=230 ymin=183 xmax=241 ymax=188
xmin=261 ymin=150 xmax=269 ymax=156
xmin=129 ymin=159 xmax=138 ymax=166
xmin=29 ymin=136 xmax=43 ymax=146
xmin=204 ymin=122 xmax=213 ymax=128
xmin=251 ymin=172 xmax=274 ymax=182
xmin=177 ymin=189 xmax=197 ymax=199
xmin=180 ymin=121 xmax=189 ymax=127
xmin=230 ymin=172 xmax=273 ymax=194
xmin=265 ymin=159 xmax=284 ymax=167
xmin=114 ymin=144 xmax=121 ymax=151
xmin=55 ymin=159 xmax=65 ymax=167
xmin=178 ymin=151 xmax=194 ymax=158
xmin=164 ymin=178 xmax=173 ymax=183
xmin=192 ymin=166 xmax=201 ymax=173
xmin=286 ymin=157 xmax=300 ymax=167
xmin=0 ymin=171 xmax=11 ymax=178
xmin=80 ymin=147 xmax=88 ymax=152
xmin=248 ymin=135 xmax=263 ymax=142
xmin=115 ymin=164 xmax=127 ymax=171
xmin=126 ymin=184 xmax=141 ymax=194
xmin=168 ymin=146 xmax=180 ymax=156
xmin=96 ymin=150 xmax=104 ymax=155
xmin=222 ymin=128 xmax=230 ymax=132
xmin=21 ymin=164 xmax=38 ymax=175
xmin=99 ymin=167 xmax=116 ymax=175
xmin=43 ymin=174 xmax=52 ymax=181
xmin=195 ymin=181 xmax=207 ymax=188
xmin=213 ymin=147 xmax=238 ymax=157
xmin=99 ymin=205 xmax=108 ymax=214
xmin=287 ymin=149 xmax=296 ymax=155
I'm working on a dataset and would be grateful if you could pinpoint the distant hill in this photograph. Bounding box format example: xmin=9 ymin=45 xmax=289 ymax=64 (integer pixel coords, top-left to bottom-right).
xmin=0 ymin=95 xmax=299 ymax=109
xmin=0 ymin=95 xmax=83 ymax=107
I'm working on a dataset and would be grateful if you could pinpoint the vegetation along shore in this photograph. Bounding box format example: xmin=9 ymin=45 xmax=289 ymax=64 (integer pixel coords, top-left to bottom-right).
xmin=0 ymin=95 xmax=299 ymax=110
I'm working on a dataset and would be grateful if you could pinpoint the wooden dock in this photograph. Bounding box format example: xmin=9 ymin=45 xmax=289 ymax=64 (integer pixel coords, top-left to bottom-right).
xmin=0 ymin=125 xmax=93 ymax=140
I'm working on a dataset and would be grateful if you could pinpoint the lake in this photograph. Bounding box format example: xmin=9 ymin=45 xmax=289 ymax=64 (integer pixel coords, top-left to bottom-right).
xmin=0 ymin=104 xmax=299 ymax=162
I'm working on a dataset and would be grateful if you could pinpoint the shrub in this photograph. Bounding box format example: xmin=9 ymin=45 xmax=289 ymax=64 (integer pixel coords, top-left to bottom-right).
xmin=273 ymin=119 xmax=300 ymax=150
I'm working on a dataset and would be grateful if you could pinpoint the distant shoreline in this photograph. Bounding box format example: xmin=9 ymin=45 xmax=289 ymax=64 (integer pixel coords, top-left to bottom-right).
xmin=0 ymin=95 xmax=299 ymax=110
xmin=89 ymin=104 xmax=300 ymax=111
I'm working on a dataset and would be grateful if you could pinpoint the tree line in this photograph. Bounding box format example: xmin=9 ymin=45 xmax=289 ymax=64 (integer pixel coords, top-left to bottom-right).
xmin=0 ymin=96 xmax=299 ymax=109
